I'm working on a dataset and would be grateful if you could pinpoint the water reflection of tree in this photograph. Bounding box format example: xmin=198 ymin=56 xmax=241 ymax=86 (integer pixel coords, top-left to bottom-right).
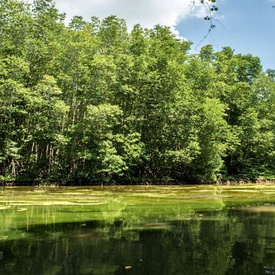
xmin=0 ymin=211 xmax=275 ymax=274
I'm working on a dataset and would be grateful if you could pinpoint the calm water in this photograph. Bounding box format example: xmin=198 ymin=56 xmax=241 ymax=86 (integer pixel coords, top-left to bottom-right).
xmin=0 ymin=185 xmax=275 ymax=275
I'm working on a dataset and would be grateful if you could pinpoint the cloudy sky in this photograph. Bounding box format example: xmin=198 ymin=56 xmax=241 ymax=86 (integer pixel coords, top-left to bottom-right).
xmin=54 ymin=0 xmax=275 ymax=70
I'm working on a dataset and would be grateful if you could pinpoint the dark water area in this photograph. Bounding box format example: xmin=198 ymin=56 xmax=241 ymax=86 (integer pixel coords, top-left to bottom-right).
xmin=1 ymin=209 xmax=275 ymax=274
xmin=0 ymin=186 xmax=275 ymax=274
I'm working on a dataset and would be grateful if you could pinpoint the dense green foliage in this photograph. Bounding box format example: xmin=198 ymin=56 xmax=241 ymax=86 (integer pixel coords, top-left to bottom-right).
xmin=1 ymin=0 xmax=275 ymax=184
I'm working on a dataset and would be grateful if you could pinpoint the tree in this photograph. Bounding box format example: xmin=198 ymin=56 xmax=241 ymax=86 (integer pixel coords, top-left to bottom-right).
xmin=1 ymin=0 xmax=274 ymax=184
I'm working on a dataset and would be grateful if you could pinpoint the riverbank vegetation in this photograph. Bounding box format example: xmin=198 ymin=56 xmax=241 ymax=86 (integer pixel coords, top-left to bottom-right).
xmin=1 ymin=0 xmax=275 ymax=185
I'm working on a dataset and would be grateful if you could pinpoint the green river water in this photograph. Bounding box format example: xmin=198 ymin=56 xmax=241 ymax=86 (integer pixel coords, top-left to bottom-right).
xmin=0 ymin=185 xmax=275 ymax=275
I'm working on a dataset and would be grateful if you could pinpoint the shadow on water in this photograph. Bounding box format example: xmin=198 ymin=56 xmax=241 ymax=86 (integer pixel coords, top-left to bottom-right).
xmin=0 ymin=186 xmax=275 ymax=274
xmin=0 ymin=211 xmax=275 ymax=274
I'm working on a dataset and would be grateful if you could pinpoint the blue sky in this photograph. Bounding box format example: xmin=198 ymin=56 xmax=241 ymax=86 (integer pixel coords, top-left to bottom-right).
xmin=178 ymin=0 xmax=275 ymax=70
xmin=54 ymin=0 xmax=275 ymax=70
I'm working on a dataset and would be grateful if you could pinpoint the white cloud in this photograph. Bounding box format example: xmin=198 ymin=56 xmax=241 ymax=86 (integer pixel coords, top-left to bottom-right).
xmin=55 ymin=0 xmax=210 ymax=33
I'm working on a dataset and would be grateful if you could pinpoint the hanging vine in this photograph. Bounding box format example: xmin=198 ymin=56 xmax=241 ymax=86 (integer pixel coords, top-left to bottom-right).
xmin=190 ymin=0 xmax=219 ymax=50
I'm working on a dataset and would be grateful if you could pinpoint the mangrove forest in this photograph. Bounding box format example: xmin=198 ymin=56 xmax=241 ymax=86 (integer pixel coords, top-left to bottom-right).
xmin=1 ymin=0 xmax=275 ymax=185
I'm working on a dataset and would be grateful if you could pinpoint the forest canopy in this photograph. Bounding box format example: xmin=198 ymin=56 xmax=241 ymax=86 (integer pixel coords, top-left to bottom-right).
xmin=1 ymin=0 xmax=275 ymax=185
